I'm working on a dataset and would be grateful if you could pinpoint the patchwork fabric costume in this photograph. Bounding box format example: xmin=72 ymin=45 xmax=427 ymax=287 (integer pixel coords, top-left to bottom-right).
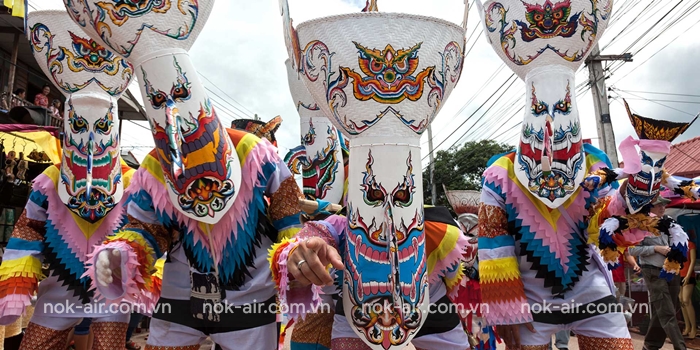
xmin=269 ymin=206 xmax=470 ymax=349
xmin=60 ymin=1 xmax=305 ymax=348
xmin=0 ymin=10 xmax=137 ymax=350
xmin=87 ymin=129 xmax=303 ymax=349
xmin=475 ymin=0 xmax=635 ymax=347
xmin=231 ymin=116 xmax=283 ymax=148
xmin=279 ymin=0 xmax=467 ymax=347
xmin=584 ymin=100 xmax=697 ymax=275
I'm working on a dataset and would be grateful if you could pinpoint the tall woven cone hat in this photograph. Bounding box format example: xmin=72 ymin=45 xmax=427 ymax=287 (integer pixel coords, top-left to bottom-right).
xmin=280 ymin=1 xmax=467 ymax=348
xmin=476 ymin=0 xmax=613 ymax=208
xmin=62 ymin=0 xmax=213 ymax=65
xmin=64 ymin=0 xmax=242 ymax=224
xmin=27 ymin=11 xmax=133 ymax=223
xmin=285 ymin=59 xmax=345 ymax=204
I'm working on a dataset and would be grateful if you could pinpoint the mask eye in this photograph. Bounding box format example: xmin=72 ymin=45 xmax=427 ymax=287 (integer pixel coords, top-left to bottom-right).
xmin=150 ymin=92 xmax=167 ymax=109
xmin=641 ymin=153 xmax=653 ymax=166
xmin=364 ymin=185 xmax=386 ymax=207
xmin=70 ymin=115 xmax=88 ymax=134
xmin=655 ymin=157 xmax=666 ymax=168
xmin=392 ymin=189 xmax=412 ymax=208
xmin=553 ymin=10 xmax=563 ymax=19
xmin=94 ymin=117 xmax=112 ymax=135
xmin=172 ymin=84 xmax=190 ymax=101
xmin=532 ymin=102 xmax=548 ymax=116
xmin=554 ymin=100 xmax=570 ymax=115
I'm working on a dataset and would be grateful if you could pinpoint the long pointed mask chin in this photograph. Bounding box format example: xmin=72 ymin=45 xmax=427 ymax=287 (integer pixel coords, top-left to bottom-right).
xmin=515 ymin=65 xmax=584 ymax=208
xmin=139 ymin=51 xmax=241 ymax=224
xmin=58 ymin=94 xmax=123 ymax=223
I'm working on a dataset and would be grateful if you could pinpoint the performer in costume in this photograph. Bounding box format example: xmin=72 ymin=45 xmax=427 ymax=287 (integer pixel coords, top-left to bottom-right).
xmin=0 ymin=10 xmax=137 ymax=350
xmin=474 ymin=0 xmax=635 ymax=348
xmin=270 ymin=205 xmax=471 ymax=349
xmin=583 ymin=100 xmax=697 ymax=275
xmin=62 ymin=1 xmax=305 ymax=348
xmin=281 ymin=53 xmax=347 ymax=349
xmin=276 ymin=0 xmax=467 ymax=347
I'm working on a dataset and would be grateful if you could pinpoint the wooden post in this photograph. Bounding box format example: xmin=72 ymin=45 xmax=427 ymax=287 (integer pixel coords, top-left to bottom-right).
xmin=6 ymin=33 xmax=20 ymax=108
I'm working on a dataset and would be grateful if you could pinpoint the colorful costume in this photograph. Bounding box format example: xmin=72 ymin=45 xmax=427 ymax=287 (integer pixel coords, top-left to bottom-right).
xmin=279 ymin=0 xmax=467 ymax=347
xmin=270 ymin=206 xmax=470 ymax=349
xmin=63 ymin=1 xmax=304 ymax=348
xmin=584 ymin=100 xmax=697 ymax=276
xmin=0 ymin=10 xmax=136 ymax=349
xmin=475 ymin=0 xmax=634 ymax=347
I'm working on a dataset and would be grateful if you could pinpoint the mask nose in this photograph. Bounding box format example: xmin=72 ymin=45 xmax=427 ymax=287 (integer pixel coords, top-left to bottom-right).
xmin=541 ymin=115 xmax=554 ymax=175
xmin=165 ymin=100 xmax=186 ymax=179
xmin=648 ymin=171 xmax=656 ymax=196
xmin=86 ymin=131 xmax=94 ymax=197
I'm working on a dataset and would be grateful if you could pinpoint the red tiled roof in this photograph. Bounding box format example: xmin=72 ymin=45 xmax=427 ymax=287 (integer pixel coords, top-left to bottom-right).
xmin=665 ymin=136 xmax=700 ymax=179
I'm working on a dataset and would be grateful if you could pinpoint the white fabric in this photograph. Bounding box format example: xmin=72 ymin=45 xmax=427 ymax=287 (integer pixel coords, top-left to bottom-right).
xmin=32 ymin=275 xmax=132 ymax=319
xmin=30 ymin=311 xmax=129 ymax=331
xmin=147 ymin=318 xmax=276 ymax=349
xmin=511 ymin=313 xmax=631 ymax=346
xmin=159 ymin=239 xmax=276 ymax=305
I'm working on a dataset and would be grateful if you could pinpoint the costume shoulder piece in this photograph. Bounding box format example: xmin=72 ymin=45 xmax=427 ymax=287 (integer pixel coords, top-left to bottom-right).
xmin=132 ymin=129 xmax=282 ymax=289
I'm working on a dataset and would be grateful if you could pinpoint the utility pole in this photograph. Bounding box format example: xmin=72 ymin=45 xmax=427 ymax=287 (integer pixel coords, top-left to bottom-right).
xmin=586 ymin=44 xmax=632 ymax=168
xmin=427 ymin=125 xmax=437 ymax=205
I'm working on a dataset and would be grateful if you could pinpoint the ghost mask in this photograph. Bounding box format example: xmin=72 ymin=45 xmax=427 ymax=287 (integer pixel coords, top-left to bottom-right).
xmin=27 ymin=11 xmax=134 ymax=223
xmin=59 ymin=95 xmax=122 ymax=223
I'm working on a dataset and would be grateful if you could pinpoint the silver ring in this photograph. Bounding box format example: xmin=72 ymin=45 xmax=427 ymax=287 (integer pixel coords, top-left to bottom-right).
xmin=297 ymin=259 xmax=307 ymax=269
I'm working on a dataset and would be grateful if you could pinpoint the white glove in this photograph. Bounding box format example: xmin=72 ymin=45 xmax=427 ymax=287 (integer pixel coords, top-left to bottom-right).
xmin=96 ymin=249 xmax=123 ymax=287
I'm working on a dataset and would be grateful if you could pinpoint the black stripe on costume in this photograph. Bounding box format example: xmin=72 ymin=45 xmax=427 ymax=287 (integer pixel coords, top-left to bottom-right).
xmin=152 ymin=296 xmax=277 ymax=334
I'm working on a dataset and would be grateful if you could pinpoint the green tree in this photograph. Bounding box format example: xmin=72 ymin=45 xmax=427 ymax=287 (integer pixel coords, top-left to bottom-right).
xmin=423 ymin=140 xmax=514 ymax=208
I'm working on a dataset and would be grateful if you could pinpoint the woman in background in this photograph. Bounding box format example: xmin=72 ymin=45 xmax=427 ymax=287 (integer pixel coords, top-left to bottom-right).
xmin=680 ymin=230 xmax=697 ymax=340
xmin=33 ymin=85 xmax=50 ymax=108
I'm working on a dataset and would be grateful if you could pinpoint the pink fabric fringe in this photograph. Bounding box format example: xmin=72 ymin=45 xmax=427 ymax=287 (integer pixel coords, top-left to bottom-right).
xmin=430 ymin=232 xmax=469 ymax=288
xmin=33 ymin=173 xmax=131 ymax=263
xmin=130 ymin=140 xmax=277 ymax=266
xmin=0 ymin=294 xmax=30 ymax=324
xmin=275 ymin=239 xmax=324 ymax=321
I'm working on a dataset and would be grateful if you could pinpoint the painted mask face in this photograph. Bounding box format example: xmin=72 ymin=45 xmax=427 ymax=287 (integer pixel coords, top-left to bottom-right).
xmin=139 ymin=53 xmax=241 ymax=224
xmin=516 ymin=66 xmax=583 ymax=207
xmin=285 ymin=59 xmax=346 ymax=204
xmin=27 ymin=11 xmax=134 ymax=221
xmin=58 ymin=95 xmax=122 ymax=223
xmin=63 ymin=0 xmax=212 ymax=62
xmin=344 ymin=146 xmax=428 ymax=350
xmin=625 ymin=150 xmax=666 ymax=213
xmin=477 ymin=0 xmax=612 ymax=80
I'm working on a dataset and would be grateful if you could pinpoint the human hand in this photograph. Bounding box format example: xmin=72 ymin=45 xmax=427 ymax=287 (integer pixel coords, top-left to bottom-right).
xmin=96 ymin=249 xmax=123 ymax=287
xmin=495 ymin=323 xmax=536 ymax=350
xmin=632 ymin=264 xmax=641 ymax=273
xmin=683 ymin=277 xmax=689 ymax=286
xmin=287 ymin=238 xmax=344 ymax=286
xmin=654 ymin=246 xmax=671 ymax=256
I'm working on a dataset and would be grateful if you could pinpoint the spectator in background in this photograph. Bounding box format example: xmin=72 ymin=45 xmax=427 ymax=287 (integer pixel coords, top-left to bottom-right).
xmin=628 ymin=196 xmax=686 ymax=350
xmin=680 ymin=229 xmax=696 ymax=340
xmin=34 ymin=84 xmax=50 ymax=108
xmin=2 ymin=88 xmax=26 ymax=110
xmin=48 ymin=99 xmax=62 ymax=120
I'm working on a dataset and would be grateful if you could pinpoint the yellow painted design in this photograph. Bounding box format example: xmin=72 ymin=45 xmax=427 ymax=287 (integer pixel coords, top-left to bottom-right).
xmin=480 ymin=256 xmax=521 ymax=283
xmin=0 ymin=256 xmax=43 ymax=281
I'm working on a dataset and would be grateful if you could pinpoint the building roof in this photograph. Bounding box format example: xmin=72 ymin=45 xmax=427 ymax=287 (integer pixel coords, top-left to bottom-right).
xmin=665 ymin=136 xmax=700 ymax=179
